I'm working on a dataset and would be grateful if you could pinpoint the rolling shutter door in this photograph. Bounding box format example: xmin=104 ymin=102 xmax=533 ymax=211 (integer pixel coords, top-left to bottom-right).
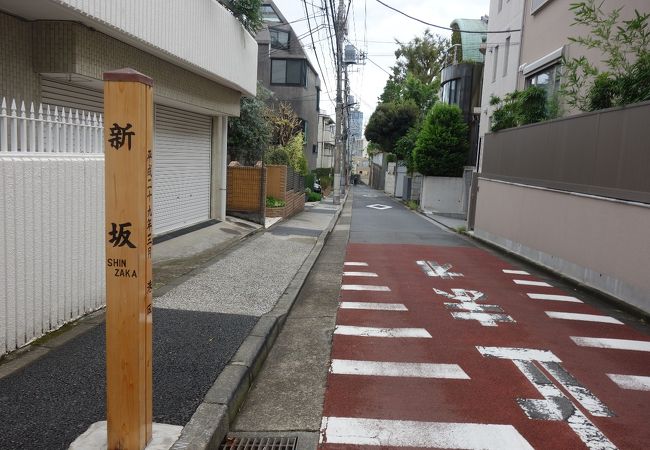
xmin=153 ymin=105 xmax=212 ymax=235
xmin=41 ymin=78 xmax=104 ymax=113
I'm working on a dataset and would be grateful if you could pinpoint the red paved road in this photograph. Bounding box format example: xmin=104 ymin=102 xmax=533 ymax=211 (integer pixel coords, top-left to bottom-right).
xmin=320 ymin=243 xmax=650 ymax=449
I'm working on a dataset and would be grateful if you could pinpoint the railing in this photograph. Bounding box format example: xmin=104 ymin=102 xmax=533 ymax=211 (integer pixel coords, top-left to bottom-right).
xmin=0 ymin=97 xmax=104 ymax=154
xmin=1 ymin=97 xmax=105 ymax=356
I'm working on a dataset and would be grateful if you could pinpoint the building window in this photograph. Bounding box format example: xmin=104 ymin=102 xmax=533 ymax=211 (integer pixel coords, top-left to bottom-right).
xmin=270 ymin=28 xmax=289 ymax=50
xmin=261 ymin=4 xmax=281 ymax=22
xmin=526 ymin=63 xmax=561 ymax=97
xmin=531 ymin=0 xmax=552 ymax=14
xmin=441 ymin=79 xmax=459 ymax=105
xmin=316 ymin=87 xmax=320 ymax=112
xmin=271 ymin=59 xmax=307 ymax=86
xmin=503 ymin=37 xmax=510 ymax=77
xmin=300 ymin=119 xmax=308 ymax=142
xmin=492 ymin=45 xmax=499 ymax=82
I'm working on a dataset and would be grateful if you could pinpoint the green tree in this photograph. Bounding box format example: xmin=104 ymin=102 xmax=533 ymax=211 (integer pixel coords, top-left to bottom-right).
xmin=413 ymin=103 xmax=468 ymax=177
xmin=379 ymin=30 xmax=449 ymax=105
xmin=562 ymin=0 xmax=650 ymax=111
xmin=489 ymin=86 xmax=549 ymax=132
xmin=225 ymin=0 xmax=264 ymax=34
xmin=364 ymin=101 xmax=419 ymax=154
xmin=228 ymin=82 xmax=271 ymax=165
xmin=267 ymin=102 xmax=301 ymax=146
xmin=264 ymin=133 xmax=308 ymax=175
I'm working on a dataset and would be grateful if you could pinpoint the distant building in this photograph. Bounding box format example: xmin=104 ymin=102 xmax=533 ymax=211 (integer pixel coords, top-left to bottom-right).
xmin=440 ymin=17 xmax=488 ymax=167
xmin=255 ymin=1 xmax=321 ymax=169
xmin=317 ymin=114 xmax=335 ymax=169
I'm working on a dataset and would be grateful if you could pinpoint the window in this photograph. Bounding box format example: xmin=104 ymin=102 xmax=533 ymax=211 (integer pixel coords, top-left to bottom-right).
xmin=442 ymin=79 xmax=459 ymax=105
xmin=271 ymin=59 xmax=307 ymax=85
xmin=531 ymin=0 xmax=552 ymax=14
xmin=526 ymin=63 xmax=561 ymax=97
xmin=300 ymin=119 xmax=308 ymax=142
xmin=492 ymin=45 xmax=499 ymax=82
xmin=503 ymin=37 xmax=510 ymax=77
xmin=316 ymin=87 xmax=320 ymax=112
xmin=261 ymin=4 xmax=281 ymax=22
xmin=270 ymin=28 xmax=289 ymax=50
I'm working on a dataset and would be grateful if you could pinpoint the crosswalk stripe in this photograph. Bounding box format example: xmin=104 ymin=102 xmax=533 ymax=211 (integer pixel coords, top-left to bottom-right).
xmin=503 ymin=269 xmax=530 ymax=275
xmin=571 ymin=336 xmax=650 ymax=352
xmin=545 ymin=311 xmax=623 ymax=324
xmin=339 ymin=302 xmax=407 ymax=311
xmin=319 ymin=417 xmax=534 ymax=449
xmin=341 ymin=284 xmax=391 ymax=291
xmin=527 ymin=293 xmax=583 ymax=303
xmin=334 ymin=325 xmax=431 ymax=338
xmin=514 ymin=279 xmax=552 ymax=287
xmin=344 ymin=262 xmax=368 ymax=266
xmin=343 ymin=271 xmax=378 ymax=277
xmin=330 ymin=359 xmax=470 ymax=379
xmin=607 ymin=374 xmax=650 ymax=391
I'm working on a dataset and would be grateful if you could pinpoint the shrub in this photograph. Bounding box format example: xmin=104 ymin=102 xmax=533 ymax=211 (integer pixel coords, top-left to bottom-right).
xmin=490 ymin=86 xmax=549 ymax=132
xmin=266 ymin=196 xmax=285 ymax=208
xmin=264 ymin=146 xmax=290 ymax=166
xmin=307 ymin=191 xmax=322 ymax=202
xmin=413 ymin=103 xmax=468 ymax=177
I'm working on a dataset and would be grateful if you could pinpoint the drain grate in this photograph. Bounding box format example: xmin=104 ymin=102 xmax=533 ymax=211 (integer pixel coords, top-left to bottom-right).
xmin=220 ymin=436 xmax=298 ymax=450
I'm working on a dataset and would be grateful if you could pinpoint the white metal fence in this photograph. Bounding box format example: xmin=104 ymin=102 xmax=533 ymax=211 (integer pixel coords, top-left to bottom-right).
xmin=1 ymin=97 xmax=105 ymax=355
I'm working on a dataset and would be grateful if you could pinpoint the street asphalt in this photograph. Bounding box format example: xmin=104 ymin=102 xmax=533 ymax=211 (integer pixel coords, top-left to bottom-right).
xmin=0 ymin=202 xmax=337 ymax=450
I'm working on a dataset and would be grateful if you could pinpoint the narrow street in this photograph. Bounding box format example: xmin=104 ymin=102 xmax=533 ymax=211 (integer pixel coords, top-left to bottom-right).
xmin=228 ymin=184 xmax=650 ymax=449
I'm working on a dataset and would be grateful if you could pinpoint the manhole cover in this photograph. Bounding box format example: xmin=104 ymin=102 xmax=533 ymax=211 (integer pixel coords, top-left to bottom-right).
xmin=220 ymin=436 xmax=297 ymax=450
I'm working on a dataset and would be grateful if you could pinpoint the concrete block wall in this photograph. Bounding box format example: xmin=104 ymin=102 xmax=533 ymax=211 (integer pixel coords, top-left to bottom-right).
xmin=0 ymin=13 xmax=40 ymax=104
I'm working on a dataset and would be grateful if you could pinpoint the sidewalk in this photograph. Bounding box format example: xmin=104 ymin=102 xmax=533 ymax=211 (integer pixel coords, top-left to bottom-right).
xmin=0 ymin=196 xmax=344 ymax=450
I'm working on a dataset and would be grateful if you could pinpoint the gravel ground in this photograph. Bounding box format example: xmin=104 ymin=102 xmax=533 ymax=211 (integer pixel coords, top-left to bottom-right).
xmin=154 ymin=210 xmax=334 ymax=317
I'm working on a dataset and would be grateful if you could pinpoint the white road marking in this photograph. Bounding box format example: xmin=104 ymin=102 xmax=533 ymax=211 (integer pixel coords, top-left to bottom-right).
xmin=503 ymin=269 xmax=530 ymax=275
xmin=330 ymin=359 xmax=470 ymax=379
xmin=417 ymin=260 xmax=463 ymax=279
xmin=571 ymin=336 xmax=650 ymax=352
xmin=339 ymin=302 xmax=408 ymax=311
xmin=319 ymin=417 xmax=534 ymax=449
xmin=341 ymin=284 xmax=391 ymax=292
xmin=451 ymin=311 xmax=516 ymax=327
xmin=478 ymin=346 xmax=616 ymax=449
xmin=366 ymin=203 xmax=392 ymax=210
xmin=514 ymin=279 xmax=552 ymax=287
xmin=477 ymin=346 xmax=561 ymax=362
xmin=342 ymin=271 xmax=378 ymax=277
xmin=545 ymin=311 xmax=623 ymax=324
xmin=433 ymin=288 xmax=484 ymax=302
xmin=607 ymin=374 xmax=650 ymax=391
xmin=527 ymin=293 xmax=583 ymax=303
xmin=344 ymin=261 xmax=368 ymax=266
xmin=334 ymin=325 xmax=431 ymax=338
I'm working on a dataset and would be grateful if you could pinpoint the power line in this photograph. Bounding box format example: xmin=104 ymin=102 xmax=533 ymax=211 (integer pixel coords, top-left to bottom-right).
xmin=374 ymin=0 xmax=520 ymax=34
xmin=303 ymin=0 xmax=332 ymax=101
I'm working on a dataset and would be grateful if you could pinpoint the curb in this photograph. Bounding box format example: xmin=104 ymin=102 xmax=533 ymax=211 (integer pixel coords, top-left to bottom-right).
xmin=171 ymin=194 xmax=348 ymax=450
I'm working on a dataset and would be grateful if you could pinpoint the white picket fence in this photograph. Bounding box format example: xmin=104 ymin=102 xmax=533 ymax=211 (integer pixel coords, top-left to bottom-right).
xmin=0 ymin=97 xmax=106 ymax=355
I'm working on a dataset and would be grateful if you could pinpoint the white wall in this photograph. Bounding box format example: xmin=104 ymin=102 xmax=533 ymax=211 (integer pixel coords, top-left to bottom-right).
xmin=1 ymin=154 xmax=105 ymax=355
xmin=478 ymin=0 xmax=525 ymax=170
xmin=384 ymin=162 xmax=396 ymax=195
xmin=32 ymin=0 xmax=258 ymax=96
xmin=420 ymin=176 xmax=465 ymax=215
xmin=474 ymin=178 xmax=650 ymax=314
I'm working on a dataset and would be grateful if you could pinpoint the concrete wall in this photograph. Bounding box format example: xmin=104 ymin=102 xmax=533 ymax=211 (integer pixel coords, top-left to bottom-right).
xmin=420 ymin=176 xmax=465 ymax=216
xmin=0 ymin=13 xmax=39 ymax=102
xmin=474 ymin=178 xmax=650 ymax=314
xmin=384 ymin=162 xmax=396 ymax=196
xmin=478 ymin=0 xmax=524 ymax=170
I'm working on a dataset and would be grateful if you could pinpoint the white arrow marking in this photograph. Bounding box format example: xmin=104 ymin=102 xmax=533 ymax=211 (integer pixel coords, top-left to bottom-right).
xmin=434 ymin=288 xmax=484 ymax=303
xmin=417 ymin=260 xmax=463 ymax=279
xmin=451 ymin=311 xmax=515 ymax=327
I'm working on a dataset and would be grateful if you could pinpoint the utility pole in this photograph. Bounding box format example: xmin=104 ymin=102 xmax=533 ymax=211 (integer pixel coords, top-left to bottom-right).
xmin=332 ymin=0 xmax=346 ymax=205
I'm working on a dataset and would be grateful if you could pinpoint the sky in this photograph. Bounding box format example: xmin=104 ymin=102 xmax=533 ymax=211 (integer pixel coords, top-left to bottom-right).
xmin=273 ymin=0 xmax=489 ymax=128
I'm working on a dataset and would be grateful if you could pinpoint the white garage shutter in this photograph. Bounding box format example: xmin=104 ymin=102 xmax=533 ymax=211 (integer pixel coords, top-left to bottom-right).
xmin=154 ymin=104 xmax=212 ymax=235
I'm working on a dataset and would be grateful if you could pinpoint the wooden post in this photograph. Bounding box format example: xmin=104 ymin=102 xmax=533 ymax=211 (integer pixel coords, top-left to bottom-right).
xmin=103 ymin=68 xmax=154 ymax=450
